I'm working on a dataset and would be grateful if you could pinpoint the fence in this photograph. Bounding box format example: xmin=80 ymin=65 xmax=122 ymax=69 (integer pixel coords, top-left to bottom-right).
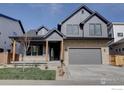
xmin=109 ymin=55 xmax=124 ymax=66
xmin=8 ymin=53 xmax=19 ymax=63
xmin=0 ymin=52 xmax=8 ymax=64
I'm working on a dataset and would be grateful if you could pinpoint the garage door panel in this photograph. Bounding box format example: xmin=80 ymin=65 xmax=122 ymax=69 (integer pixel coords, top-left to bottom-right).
xmin=69 ymin=48 xmax=102 ymax=64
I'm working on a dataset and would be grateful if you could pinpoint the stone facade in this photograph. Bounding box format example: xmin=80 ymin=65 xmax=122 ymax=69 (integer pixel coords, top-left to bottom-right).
xmin=63 ymin=40 xmax=110 ymax=65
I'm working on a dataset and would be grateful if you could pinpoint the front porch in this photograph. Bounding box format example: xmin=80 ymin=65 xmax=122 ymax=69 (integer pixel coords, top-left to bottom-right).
xmin=12 ymin=40 xmax=63 ymax=62
xmin=10 ymin=31 xmax=64 ymax=64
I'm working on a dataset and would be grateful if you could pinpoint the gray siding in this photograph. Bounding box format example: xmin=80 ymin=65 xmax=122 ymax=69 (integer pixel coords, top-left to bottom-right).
xmin=61 ymin=8 xmax=91 ymax=37
xmin=83 ymin=16 xmax=108 ymax=37
xmin=37 ymin=28 xmax=48 ymax=36
xmin=0 ymin=17 xmax=24 ymax=53
xmin=61 ymin=9 xmax=109 ymax=38
xmin=46 ymin=32 xmax=63 ymax=41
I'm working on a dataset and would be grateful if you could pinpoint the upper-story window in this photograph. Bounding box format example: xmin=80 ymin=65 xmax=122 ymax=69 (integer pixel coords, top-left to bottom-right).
xmin=89 ymin=23 xmax=102 ymax=36
xmin=66 ymin=24 xmax=79 ymax=35
xmin=117 ymin=33 xmax=123 ymax=37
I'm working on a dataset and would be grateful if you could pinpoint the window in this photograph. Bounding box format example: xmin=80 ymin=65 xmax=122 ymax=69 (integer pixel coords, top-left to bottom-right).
xmin=66 ymin=24 xmax=79 ymax=35
xmin=0 ymin=32 xmax=1 ymax=35
xmin=89 ymin=24 xmax=102 ymax=36
xmin=117 ymin=33 xmax=123 ymax=37
xmin=26 ymin=45 xmax=43 ymax=56
xmin=122 ymin=48 xmax=124 ymax=51
xmin=89 ymin=24 xmax=94 ymax=35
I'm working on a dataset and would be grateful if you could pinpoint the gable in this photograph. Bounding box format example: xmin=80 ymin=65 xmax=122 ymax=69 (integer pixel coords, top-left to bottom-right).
xmin=46 ymin=31 xmax=63 ymax=41
xmin=84 ymin=15 xmax=107 ymax=25
xmin=83 ymin=15 xmax=108 ymax=37
xmin=81 ymin=12 xmax=110 ymax=26
xmin=63 ymin=8 xmax=91 ymax=25
xmin=60 ymin=6 xmax=93 ymax=36
xmin=37 ymin=28 xmax=48 ymax=36
xmin=60 ymin=5 xmax=93 ymax=25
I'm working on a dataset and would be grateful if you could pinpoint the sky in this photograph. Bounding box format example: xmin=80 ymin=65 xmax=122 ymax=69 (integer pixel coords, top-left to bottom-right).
xmin=0 ymin=3 xmax=124 ymax=31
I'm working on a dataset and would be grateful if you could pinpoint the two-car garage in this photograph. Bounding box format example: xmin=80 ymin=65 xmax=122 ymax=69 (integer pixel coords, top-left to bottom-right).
xmin=69 ymin=48 xmax=102 ymax=64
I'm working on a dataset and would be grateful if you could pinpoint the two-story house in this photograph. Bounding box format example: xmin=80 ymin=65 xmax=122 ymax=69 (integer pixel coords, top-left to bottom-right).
xmin=0 ymin=13 xmax=25 ymax=53
xmin=10 ymin=5 xmax=113 ymax=65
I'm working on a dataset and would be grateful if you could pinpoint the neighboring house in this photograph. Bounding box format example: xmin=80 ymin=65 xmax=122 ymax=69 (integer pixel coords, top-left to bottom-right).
xmin=10 ymin=5 xmax=113 ymax=65
xmin=0 ymin=13 xmax=25 ymax=53
xmin=109 ymin=22 xmax=124 ymax=55
xmin=109 ymin=38 xmax=124 ymax=55
xmin=112 ymin=22 xmax=124 ymax=42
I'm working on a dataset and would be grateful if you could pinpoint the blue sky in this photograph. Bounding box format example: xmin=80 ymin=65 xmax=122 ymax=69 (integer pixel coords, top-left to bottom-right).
xmin=0 ymin=3 xmax=124 ymax=31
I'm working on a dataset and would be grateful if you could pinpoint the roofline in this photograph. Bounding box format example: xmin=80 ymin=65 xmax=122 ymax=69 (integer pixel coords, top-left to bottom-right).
xmin=36 ymin=26 xmax=49 ymax=35
xmin=80 ymin=12 xmax=111 ymax=25
xmin=44 ymin=29 xmax=66 ymax=39
xmin=109 ymin=38 xmax=124 ymax=46
xmin=59 ymin=4 xmax=94 ymax=25
xmin=37 ymin=26 xmax=49 ymax=31
xmin=0 ymin=13 xmax=19 ymax=22
xmin=94 ymin=11 xmax=110 ymax=24
xmin=0 ymin=13 xmax=25 ymax=34
xmin=18 ymin=21 xmax=25 ymax=34
xmin=112 ymin=22 xmax=124 ymax=25
xmin=64 ymin=37 xmax=113 ymax=40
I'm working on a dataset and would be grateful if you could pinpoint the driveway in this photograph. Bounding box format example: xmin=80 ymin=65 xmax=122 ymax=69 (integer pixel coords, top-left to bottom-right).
xmin=68 ymin=65 xmax=124 ymax=85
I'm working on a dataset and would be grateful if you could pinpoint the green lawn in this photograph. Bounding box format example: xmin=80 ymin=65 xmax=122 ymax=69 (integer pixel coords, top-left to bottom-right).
xmin=0 ymin=68 xmax=56 ymax=80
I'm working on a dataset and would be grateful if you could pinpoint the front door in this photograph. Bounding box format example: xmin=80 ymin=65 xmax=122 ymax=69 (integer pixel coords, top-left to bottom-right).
xmin=49 ymin=42 xmax=60 ymax=61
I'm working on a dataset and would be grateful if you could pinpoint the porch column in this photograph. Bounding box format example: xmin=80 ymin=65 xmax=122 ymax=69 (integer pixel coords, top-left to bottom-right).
xmin=12 ymin=40 xmax=16 ymax=61
xmin=45 ymin=40 xmax=48 ymax=62
xmin=60 ymin=40 xmax=64 ymax=61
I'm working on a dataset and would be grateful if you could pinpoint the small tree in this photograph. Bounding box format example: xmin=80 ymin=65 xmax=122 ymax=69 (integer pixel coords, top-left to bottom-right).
xmin=21 ymin=33 xmax=31 ymax=56
xmin=20 ymin=33 xmax=31 ymax=72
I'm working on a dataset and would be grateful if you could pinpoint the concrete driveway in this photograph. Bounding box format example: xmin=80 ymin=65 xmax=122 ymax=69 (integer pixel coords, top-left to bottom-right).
xmin=68 ymin=65 xmax=124 ymax=85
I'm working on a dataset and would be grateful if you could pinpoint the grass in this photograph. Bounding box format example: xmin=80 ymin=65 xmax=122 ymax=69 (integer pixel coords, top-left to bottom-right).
xmin=0 ymin=68 xmax=56 ymax=80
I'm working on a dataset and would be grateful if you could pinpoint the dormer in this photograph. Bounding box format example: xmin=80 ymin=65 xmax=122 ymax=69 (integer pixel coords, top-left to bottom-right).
xmin=36 ymin=26 xmax=48 ymax=36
